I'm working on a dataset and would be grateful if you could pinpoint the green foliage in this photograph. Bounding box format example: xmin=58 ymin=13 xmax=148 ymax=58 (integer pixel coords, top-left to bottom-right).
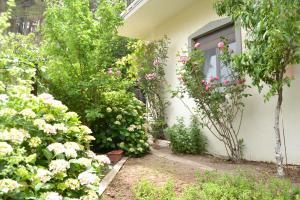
xmin=0 ymin=32 xmax=109 ymax=199
xmin=165 ymin=117 xmax=207 ymax=155
xmin=134 ymin=180 xmax=177 ymax=200
xmin=125 ymin=38 xmax=169 ymax=139
xmin=42 ymin=0 xmax=148 ymax=156
xmin=214 ymin=0 xmax=300 ymax=99
xmin=134 ymin=172 xmax=300 ymax=200
xmin=173 ymin=42 xmax=249 ymax=161
xmin=86 ymin=91 xmax=149 ymax=157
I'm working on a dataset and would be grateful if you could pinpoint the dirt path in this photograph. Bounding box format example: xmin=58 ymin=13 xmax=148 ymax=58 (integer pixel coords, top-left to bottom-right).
xmin=102 ymin=147 xmax=300 ymax=200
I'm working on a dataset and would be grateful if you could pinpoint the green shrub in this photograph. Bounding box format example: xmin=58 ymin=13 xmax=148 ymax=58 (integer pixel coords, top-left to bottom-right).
xmin=134 ymin=172 xmax=300 ymax=200
xmin=0 ymin=21 xmax=109 ymax=199
xmin=86 ymin=91 xmax=149 ymax=157
xmin=41 ymin=0 xmax=148 ymax=156
xmin=165 ymin=117 xmax=207 ymax=155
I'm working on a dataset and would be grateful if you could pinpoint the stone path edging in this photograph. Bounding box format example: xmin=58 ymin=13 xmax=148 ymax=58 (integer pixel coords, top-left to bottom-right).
xmin=151 ymin=148 xmax=215 ymax=171
xmin=99 ymin=157 xmax=128 ymax=196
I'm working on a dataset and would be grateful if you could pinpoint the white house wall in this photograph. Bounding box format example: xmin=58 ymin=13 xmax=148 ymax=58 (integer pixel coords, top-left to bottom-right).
xmin=126 ymin=0 xmax=300 ymax=164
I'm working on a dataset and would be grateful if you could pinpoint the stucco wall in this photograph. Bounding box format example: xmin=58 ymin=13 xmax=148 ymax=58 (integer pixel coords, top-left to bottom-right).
xmin=138 ymin=0 xmax=300 ymax=164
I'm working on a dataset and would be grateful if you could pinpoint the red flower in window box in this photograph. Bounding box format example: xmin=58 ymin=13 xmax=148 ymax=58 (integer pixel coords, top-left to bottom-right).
xmin=107 ymin=150 xmax=124 ymax=164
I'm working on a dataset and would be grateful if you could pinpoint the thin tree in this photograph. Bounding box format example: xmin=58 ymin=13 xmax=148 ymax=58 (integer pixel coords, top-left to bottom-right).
xmin=215 ymin=0 xmax=300 ymax=177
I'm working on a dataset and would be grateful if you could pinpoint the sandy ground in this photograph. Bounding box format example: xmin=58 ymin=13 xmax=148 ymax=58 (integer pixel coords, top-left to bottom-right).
xmin=102 ymin=147 xmax=300 ymax=200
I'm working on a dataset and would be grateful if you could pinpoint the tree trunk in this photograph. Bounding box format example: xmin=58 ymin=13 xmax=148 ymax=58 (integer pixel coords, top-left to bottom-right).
xmin=275 ymin=87 xmax=285 ymax=177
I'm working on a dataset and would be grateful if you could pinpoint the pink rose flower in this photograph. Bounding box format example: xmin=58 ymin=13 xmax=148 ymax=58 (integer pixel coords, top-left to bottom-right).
xmin=153 ymin=59 xmax=161 ymax=66
xmin=180 ymin=56 xmax=190 ymax=64
xmin=223 ymin=79 xmax=230 ymax=85
xmin=218 ymin=41 xmax=225 ymax=49
xmin=107 ymin=68 xmax=113 ymax=75
xmin=236 ymin=79 xmax=245 ymax=85
xmin=201 ymin=80 xmax=206 ymax=84
xmin=145 ymin=73 xmax=157 ymax=81
xmin=205 ymin=85 xmax=210 ymax=91
xmin=194 ymin=42 xmax=201 ymax=49
xmin=215 ymin=76 xmax=220 ymax=81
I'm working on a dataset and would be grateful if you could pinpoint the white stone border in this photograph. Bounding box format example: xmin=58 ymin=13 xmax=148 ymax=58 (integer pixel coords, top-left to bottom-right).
xmin=99 ymin=157 xmax=128 ymax=196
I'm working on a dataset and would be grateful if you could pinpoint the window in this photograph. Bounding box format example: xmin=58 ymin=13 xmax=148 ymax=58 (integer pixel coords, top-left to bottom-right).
xmin=189 ymin=18 xmax=242 ymax=82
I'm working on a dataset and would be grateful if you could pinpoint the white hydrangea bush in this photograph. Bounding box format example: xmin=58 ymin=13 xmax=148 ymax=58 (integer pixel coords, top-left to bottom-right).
xmin=0 ymin=37 xmax=110 ymax=199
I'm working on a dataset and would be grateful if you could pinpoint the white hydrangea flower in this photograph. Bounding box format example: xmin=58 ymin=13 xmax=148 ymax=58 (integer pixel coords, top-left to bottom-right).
xmin=0 ymin=142 xmax=13 ymax=155
xmin=68 ymin=126 xmax=81 ymax=133
xmin=20 ymin=108 xmax=36 ymax=118
xmin=0 ymin=179 xmax=19 ymax=193
xmin=34 ymin=119 xmax=47 ymax=130
xmin=47 ymin=143 xmax=66 ymax=155
xmin=70 ymin=158 xmax=92 ymax=168
xmin=53 ymin=123 xmax=68 ymax=133
xmin=83 ymin=135 xmax=95 ymax=142
xmin=86 ymin=150 xmax=96 ymax=159
xmin=39 ymin=93 xmax=54 ymax=102
xmin=78 ymin=171 xmax=99 ymax=185
xmin=0 ymin=108 xmax=17 ymax=117
xmin=127 ymin=125 xmax=136 ymax=132
xmin=65 ymin=112 xmax=78 ymax=120
xmin=37 ymin=168 xmax=52 ymax=183
xmin=49 ymin=160 xmax=70 ymax=174
xmin=0 ymin=94 xmax=8 ymax=102
xmin=106 ymin=107 xmax=112 ymax=113
xmin=65 ymin=178 xmax=80 ymax=190
xmin=94 ymin=155 xmax=111 ymax=165
xmin=43 ymin=124 xmax=57 ymax=135
xmin=28 ymin=137 xmax=42 ymax=148
xmin=64 ymin=142 xmax=81 ymax=151
xmin=79 ymin=125 xmax=92 ymax=134
xmin=44 ymin=192 xmax=63 ymax=200
xmin=65 ymin=148 xmax=77 ymax=158
xmin=0 ymin=128 xmax=30 ymax=144
xmin=44 ymin=114 xmax=55 ymax=122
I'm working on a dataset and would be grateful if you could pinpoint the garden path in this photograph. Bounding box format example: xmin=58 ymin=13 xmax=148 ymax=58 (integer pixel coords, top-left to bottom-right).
xmin=102 ymin=146 xmax=300 ymax=200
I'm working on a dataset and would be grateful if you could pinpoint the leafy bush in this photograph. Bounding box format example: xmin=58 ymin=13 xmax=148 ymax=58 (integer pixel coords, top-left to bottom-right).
xmin=86 ymin=91 xmax=149 ymax=157
xmin=41 ymin=0 xmax=148 ymax=156
xmin=125 ymin=38 xmax=169 ymax=139
xmin=165 ymin=117 xmax=207 ymax=155
xmin=0 ymin=18 xmax=109 ymax=199
xmin=134 ymin=172 xmax=300 ymax=200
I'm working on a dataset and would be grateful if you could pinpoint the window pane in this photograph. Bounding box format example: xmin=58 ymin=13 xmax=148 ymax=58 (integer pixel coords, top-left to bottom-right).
xmin=204 ymin=48 xmax=217 ymax=81
xmin=220 ymin=41 xmax=237 ymax=82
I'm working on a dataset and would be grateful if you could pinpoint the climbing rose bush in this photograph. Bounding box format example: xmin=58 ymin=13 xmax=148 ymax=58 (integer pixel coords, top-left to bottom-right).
xmin=0 ymin=35 xmax=109 ymax=199
xmin=173 ymin=40 xmax=250 ymax=162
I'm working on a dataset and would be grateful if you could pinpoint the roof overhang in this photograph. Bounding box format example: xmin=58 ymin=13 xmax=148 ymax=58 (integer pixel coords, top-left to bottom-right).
xmin=119 ymin=0 xmax=198 ymax=39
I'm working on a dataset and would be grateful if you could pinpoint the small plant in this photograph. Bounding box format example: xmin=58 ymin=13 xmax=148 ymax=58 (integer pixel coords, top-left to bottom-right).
xmin=133 ymin=180 xmax=177 ymax=200
xmin=165 ymin=117 xmax=207 ymax=155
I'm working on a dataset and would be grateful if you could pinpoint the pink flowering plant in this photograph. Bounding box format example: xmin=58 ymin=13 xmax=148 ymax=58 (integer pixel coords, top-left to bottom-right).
xmin=173 ymin=40 xmax=250 ymax=162
xmin=125 ymin=37 xmax=169 ymax=139
xmin=0 ymin=16 xmax=109 ymax=199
